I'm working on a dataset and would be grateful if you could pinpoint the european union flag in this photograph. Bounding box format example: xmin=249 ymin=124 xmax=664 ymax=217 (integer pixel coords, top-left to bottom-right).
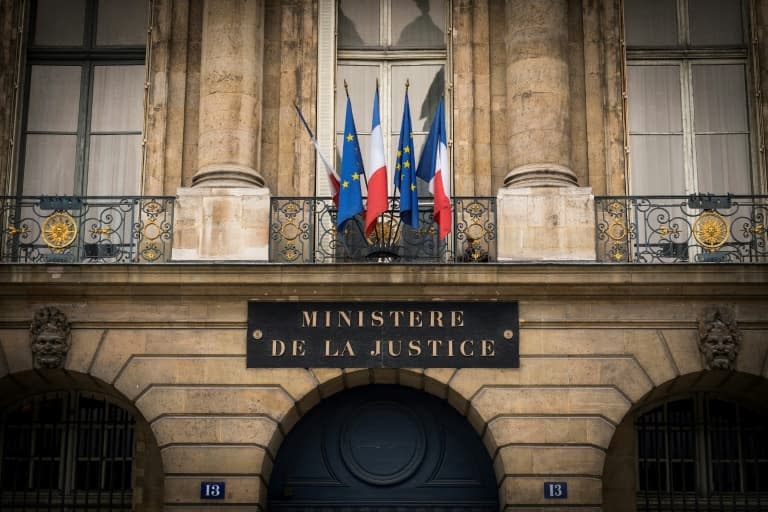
xmin=337 ymin=96 xmax=365 ymax=231
xmin=394 ymin=90 xmax=419 ymax=228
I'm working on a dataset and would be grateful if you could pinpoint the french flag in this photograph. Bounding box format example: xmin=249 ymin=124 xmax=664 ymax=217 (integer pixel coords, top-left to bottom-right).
xmin=416 ymin=98 xmax=451 ymax=240
xmin=364 ymin=86 xmax=389 ymax=237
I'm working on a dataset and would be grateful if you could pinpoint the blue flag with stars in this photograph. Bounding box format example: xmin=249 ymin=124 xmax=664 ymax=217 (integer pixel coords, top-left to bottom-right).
xmin=394 ymin=90 xmax=419 ymax=228
xmin=337 ymin=96 xmax=365 ymax=231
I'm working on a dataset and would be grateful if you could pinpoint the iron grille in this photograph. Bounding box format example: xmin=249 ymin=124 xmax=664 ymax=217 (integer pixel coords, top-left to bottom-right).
xmin=0 ymin=391 xmax=135 ymax=511
xmin=636 ymin=396 xmax=768 ymax=511
xmin=0 ymin=196 xmax=175 ymax=263
xmin=596 ymin=195 xmax=768 ymax=263
xmin=269 ymin=197 xmax=497 ymax=263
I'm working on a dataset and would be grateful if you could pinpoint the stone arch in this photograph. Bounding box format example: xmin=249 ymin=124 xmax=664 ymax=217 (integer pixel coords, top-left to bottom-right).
xmin=603 ymin=370 xmax=768 ymax=511
xmin=261 ymin=367 xmax=506 ymax=508
xmin=0 ymin=369 xmax=165 ymax=511
xmin=267 ymin=376 xmax=499 ymax=510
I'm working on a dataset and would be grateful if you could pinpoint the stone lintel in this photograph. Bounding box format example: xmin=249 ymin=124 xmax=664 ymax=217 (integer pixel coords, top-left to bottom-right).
xmin=172 ymin=186 xmax=271 ymax=261
xmin=497 ymin=186 xmax=596 ymax=262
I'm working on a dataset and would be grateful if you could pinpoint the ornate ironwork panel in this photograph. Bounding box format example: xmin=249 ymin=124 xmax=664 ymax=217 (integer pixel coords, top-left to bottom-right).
xmin=0 ymin=196 xmax=175 ymax=263
xmin=596 ymin=195 xmax=768 ymax=263
xmin=269 ymin=197 xmax=497 ymax=263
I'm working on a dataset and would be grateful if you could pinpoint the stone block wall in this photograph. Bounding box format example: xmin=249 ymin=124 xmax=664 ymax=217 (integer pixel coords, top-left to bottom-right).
xmin=0 ymin=265 xmax=766 ymax=510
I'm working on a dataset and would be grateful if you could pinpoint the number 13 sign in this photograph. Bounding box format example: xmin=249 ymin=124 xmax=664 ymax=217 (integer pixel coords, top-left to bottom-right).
xmin=201 ymin=482 xmax=226 ymax=499
xmin=544 ymin=481 xmax=568 ymax=499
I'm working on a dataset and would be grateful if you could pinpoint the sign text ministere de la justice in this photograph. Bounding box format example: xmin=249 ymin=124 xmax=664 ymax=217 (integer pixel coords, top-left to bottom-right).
xmin=247 ymin=302 xmax=519 ymax=368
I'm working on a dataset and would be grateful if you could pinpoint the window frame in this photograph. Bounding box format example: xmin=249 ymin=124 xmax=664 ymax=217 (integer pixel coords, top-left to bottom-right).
xmin=634 ymin=393 xmax=768 ymax=504
xmin=624 ymin=0 xmax=760 ymax=196
xmin=16 ymin=0 xmax=148 ymax=198
xmin=316 ymin=0 xmax=452 ymax=199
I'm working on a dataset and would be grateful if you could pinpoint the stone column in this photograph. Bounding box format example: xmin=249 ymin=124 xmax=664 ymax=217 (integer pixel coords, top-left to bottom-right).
xmin=497 ymin=0 xmax=595 ymax=261
xmin=172 ymin=0 xmax=270 ymax=261
xmin=503 ymin=0 xmax=576 ymax=188
xmin=192 ymin=0 xmax=265 ymax=187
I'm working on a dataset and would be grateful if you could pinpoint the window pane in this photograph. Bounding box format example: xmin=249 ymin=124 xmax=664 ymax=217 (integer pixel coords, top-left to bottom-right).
xmin=338 ymin=0 xmax=380 ymax=48
xmin=630 ymin=134 xmax=685 ymax=194
xmin=33 ymin=0 xmax=86 ymax=46
xmin=392 ymin=64 xmax=444 ymax=133
xmin=22 ymin=134 xmax=77 ymax=195
xmin=689 ymin=0 xmax=744 ymax=46
xmin=391 ymin=0 xmax=446 ymax=48
xmin=695 ymin=134 xmax=751 ymax=194
xmin=693 ymin=64 xmax=748 ymax=133
xmin=96 ymin=0 xmax=148 ymax=46
xmin=627 ymin=65 xmax=682 ymax=133
xmin=624 ymin=0 xmax=678 ymax=47
xmin=26 ymin=66 xmax=82 ymax=132
xmin=336 ymin=65 xmax=378 ymax=134
xmin=90 ymin=65 xmax=145 ymax=132
xmin=87 ymin=134 xmax=142 ymax=195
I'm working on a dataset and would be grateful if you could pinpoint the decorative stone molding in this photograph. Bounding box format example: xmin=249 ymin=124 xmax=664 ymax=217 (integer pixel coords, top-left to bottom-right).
xmin=30 ymin=306 xmax=71 ymax=369
xmin=697 ymin=306 xmax=741 ymax=371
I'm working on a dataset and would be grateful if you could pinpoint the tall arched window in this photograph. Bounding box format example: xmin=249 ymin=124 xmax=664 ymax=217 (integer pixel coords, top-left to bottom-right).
xmin=0 ymin=391 xmax=135 ymax=511
xmin=635 ymin=394 xmax=768 ymax=510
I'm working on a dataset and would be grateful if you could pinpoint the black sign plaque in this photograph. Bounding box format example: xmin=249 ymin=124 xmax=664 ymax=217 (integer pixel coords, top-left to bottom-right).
xmin=247 ymin=301 xmax=519 ymax=368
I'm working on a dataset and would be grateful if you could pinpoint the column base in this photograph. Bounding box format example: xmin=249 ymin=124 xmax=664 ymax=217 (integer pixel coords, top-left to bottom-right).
xmin=504 ymin=163 xmax=578 ymax=188
xmin=172 ymin=187 xmax=271 ymax=261
xmin=192 ymin=164 xmax=266 ymax=188
xmin=496 ymin=186 xmax=597 ymax=262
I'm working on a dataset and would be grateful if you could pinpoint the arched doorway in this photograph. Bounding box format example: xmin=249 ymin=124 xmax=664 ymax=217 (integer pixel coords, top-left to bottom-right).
xmin=1 ymin=390 xmax=135 ymax=510
xmin=269 ymin=385 xmax=498 ymax=511
xmin=603 ymin=372 xmax=768 ymax=512
xmin=0 ymin=372 xmax=164 ymax=512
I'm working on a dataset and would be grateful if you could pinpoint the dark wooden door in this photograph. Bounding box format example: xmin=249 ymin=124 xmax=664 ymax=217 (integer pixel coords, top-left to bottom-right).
xmin=269 ymin=385 xmax=498 ymax=511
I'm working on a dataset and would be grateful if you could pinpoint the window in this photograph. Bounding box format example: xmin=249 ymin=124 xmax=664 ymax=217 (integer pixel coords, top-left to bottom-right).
xmin=0 ymin=391 xmax=135 ymax=510
xmin=332 ymin=0 xmax=448 ymax=197
xmin=625 ymin=0 xmax=755 ymax=195
xmin=635 ymin=395 xmax=768 ymax=510
xmin=18 ymin=0 xmax=148 ymax=197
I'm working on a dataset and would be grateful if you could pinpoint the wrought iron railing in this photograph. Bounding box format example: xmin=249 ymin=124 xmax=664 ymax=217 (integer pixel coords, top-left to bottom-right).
xmin=0 ymin=196 xmax=174 ymax=263
xmin=269 ymin=197 xmax=497 ymax=263
xmin=596 ymin=195 xmax=768 ymax=263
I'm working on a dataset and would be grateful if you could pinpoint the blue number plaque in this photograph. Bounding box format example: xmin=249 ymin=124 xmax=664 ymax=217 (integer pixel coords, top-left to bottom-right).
xmin=200 ymin=481 xmax=226 ymax=499
xmin=544 ymin=481 xmax=567 ymax=499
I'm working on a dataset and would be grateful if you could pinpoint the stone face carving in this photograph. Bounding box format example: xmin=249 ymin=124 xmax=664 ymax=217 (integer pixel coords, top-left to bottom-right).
xmin=698 ymin=306 xmax=741 ymax=371
xmin=30 ymin=306 xmax=71 ymax=369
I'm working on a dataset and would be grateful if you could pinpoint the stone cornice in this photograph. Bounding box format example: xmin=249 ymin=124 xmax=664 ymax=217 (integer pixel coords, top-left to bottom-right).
xmin=0 ymin=263 xmax=766 ymax=299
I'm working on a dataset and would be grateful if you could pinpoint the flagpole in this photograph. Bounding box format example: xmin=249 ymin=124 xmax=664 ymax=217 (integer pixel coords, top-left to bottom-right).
xmin=344 ymin=80 xmax=369 ymax=189
xmin=293 ymin=101 xmax=337 ymax=180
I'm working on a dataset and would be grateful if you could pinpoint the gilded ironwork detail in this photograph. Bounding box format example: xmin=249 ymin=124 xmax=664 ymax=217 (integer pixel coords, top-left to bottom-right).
xmin=693 ymin=211 xmax=729 ymax=250
xmin=269 ymin=197 xmax=496 ymax=263
xmin=42 ymin=211 xmax=78 ymax=252
xmin=0 ymin=196 xmax=174 ymax=263
xmin=595 ymin=195 xmax=768 ymax=263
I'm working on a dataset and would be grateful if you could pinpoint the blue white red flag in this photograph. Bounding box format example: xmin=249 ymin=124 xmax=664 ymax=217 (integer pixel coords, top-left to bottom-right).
xmin=337 ymin=96 xmax=365 ymax=231
xmin=416 ymin=98 xmax=451 ymax=239
xmin=394 ymin=89 xmax=419 ymax=228
xmin=364 ymin=85 xmax=388 ymax=236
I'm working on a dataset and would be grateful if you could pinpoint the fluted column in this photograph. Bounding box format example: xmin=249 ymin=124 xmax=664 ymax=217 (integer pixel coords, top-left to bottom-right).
xmin=192 ymin=0 xmax=265 ymax=187
xmin=504 ymin=0 xmax=577 ymax=188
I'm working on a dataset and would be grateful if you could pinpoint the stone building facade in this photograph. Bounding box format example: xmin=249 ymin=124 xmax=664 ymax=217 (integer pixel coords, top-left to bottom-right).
xmin=0 ymin=1 xmax=767 ymax=511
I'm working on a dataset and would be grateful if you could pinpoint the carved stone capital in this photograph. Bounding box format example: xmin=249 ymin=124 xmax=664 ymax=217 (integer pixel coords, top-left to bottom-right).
xmin=698 ymin=306 xmax=741 ymax=371
xmin=30 ymin=306 xmax=71 ymax=369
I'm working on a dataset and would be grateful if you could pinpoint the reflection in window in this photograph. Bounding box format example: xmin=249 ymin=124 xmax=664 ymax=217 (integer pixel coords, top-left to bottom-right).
xmin=336 ymin=0 xmax=448 ymax=197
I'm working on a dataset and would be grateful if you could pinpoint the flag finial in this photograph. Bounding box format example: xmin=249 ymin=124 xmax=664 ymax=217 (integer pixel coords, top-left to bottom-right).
xmin=405 ymin=79 xmax=410 ymax=90
xmin=343 ymin=79 xmax=349 ymax=97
